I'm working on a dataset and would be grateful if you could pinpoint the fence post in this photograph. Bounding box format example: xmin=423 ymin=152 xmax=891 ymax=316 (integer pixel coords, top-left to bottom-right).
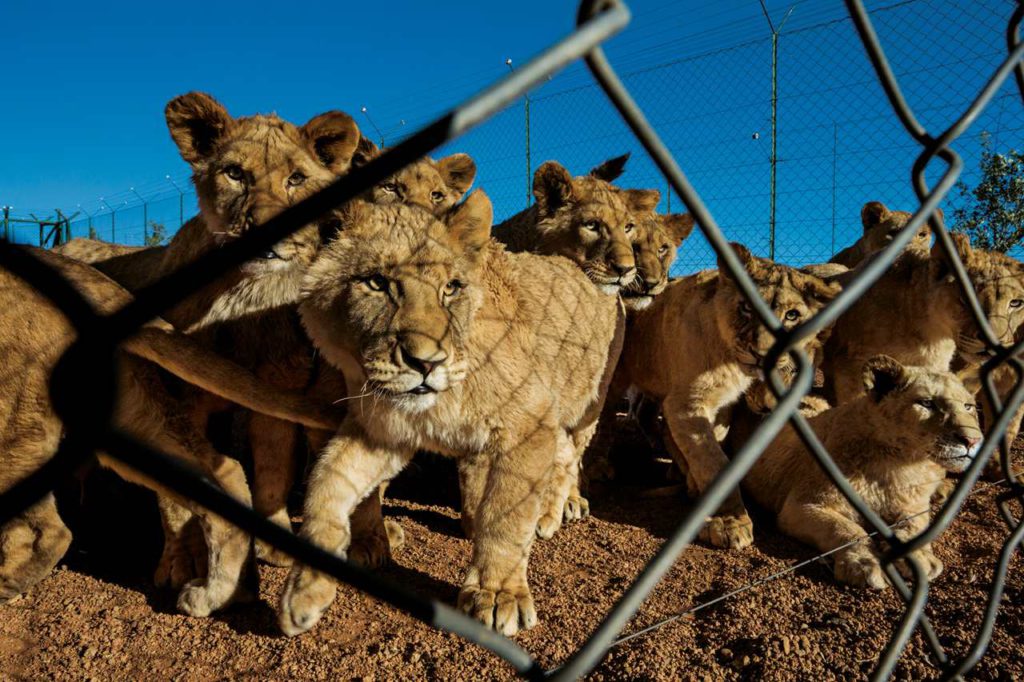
xmin=759 ymin=1 xmax=795 ymax=260
xmin=130 ymin=187 xmax=148 ymax=244
xmin=506 ymin=59 xmax=533 ymax=210
xmin=2 ymin=206 xmax=8 ymax=241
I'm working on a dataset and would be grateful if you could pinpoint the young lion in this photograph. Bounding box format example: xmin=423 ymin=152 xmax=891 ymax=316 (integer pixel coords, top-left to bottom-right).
xmin=492 ymin=158 xmax=660 ymax=294
xmin=829 ymin=201 xmax=933 ymax=268
xmin=0 ymin=248 xmax=338 ymax=613
xmin=614 ymin=244 xmax=840 ymax=549
xmin=620 ymin=211 xmax=695 ymax=311
xmin=822 ymin=234 xmax=1024 ymax=405
xmin=745 ymin=356 xmax=981 ymax=587
xmin=279 ymin=192 xmax=624 ymax=637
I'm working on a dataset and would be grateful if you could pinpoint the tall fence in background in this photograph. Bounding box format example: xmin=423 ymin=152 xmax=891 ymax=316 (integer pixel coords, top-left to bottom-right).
xmin=1 ymin=0 xmax=1024 ymax=679
xmin=5 ymin=0 xmax=1021 ymax=274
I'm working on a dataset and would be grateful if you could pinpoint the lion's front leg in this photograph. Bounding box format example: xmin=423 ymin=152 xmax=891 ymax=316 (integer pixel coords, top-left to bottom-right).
xmin=779 ymin=498 xmax=886 ymax=589
xmin=891 ymin=510 xmax=942 ymax=581
xmin=662 ymin=394 xmax=753 ymax=549
xmin=457 ymin=426 xmax=555 ymax=635
xmin=279 ymin=418 xmax=413 ymax=637
xmin=536 ymin=430 xmax=576 ymax=539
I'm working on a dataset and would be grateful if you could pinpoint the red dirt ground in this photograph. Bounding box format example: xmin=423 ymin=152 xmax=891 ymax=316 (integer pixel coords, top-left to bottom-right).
xmin=1 ymin=433 xmax=1022 ymax=680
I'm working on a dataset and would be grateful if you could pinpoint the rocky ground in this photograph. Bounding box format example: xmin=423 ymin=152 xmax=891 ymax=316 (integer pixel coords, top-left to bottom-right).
xmin=1 ymin=429 xmax=1022 ymax=681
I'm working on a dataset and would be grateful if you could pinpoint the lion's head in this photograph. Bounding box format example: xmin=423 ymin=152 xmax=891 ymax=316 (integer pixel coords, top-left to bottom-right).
xmin=622 ymin=212 xmax=694 ymax=310
xmin=351 ymin=137 xmax=477 ymax=214
xmin=716 ymin=243 xmax=841 ymax=373
xmin=299 ymin=192 xmax=494 ymax=413
xmin=862 ymin=355 xmax=982 ymax=471
xmin=859 ymin=201 xmax=933 ymax=256
xmin=166 ymin=91 xmax=360 ymax=266
xmin=529 ymin=158 xmax=658 ymax=294
xmin=928 ymin=234 xmax=1024 ymax=363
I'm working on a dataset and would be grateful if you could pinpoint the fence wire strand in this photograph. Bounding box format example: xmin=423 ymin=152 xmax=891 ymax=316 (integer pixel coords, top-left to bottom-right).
xmin=0 ymin=0 xmax=1022 ymax=679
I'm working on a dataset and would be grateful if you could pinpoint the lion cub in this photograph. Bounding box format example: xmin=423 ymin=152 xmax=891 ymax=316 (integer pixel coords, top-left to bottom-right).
xmin=615 ymin=244 xmax=840 ymax=549
xmin=492 ymin=157 xmax=659 ymax=295
xmin=829 ymin=201 xmax=933 ymax=268
xmin=745 ymin=356 xmax=982 ymax=587
xmin=279 ymin=192 xmax=624 ymax=636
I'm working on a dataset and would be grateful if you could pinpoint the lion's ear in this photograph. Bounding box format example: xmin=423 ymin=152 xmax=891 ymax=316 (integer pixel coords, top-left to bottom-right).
xmin=165 ymin=92 xmax=233 ymax=167
xmin=437 ymin=153 xmax=477 ymax=196
xmin=301 ymin=111 xmax=361 ymax=174
xmin=800 ymin=272 xmax=842 ymax=304
xmin=663 ymin=213 xmax=695 ymax=245
xmin=861 ymin=201 xmax=890 ymax=234
xmin=931 ymin=230 xmax=973 ymax=281
xmin=447 ymin=190 xmax=493 ymax=253
xmin=533 ymin=162 xmax=575 ymax=214
xmin=589 ymin=153 xmax=630 ymax=182
xmin=622 ymin=189 xmax=661 ymax=214
xmin=862 ymin=355 xmax=909 ymax=402
xmin=718 ymin=242 xmax=755 ymax=277
xmin=351 ymin=136 xmax=380 ymax=168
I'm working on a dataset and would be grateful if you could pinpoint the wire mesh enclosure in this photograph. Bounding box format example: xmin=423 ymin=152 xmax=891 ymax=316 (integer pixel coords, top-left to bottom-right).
xmin=1 ymin=0 xmax=1022 ymax=679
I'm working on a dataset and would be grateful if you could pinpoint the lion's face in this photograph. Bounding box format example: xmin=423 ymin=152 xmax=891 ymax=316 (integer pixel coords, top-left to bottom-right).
xmin=300 ymin=193 xmax=493 ymax=413
xmin=863 ymin=355 xmax=982 ymax=471
xmin=716 ymin=243 xmax=841 ymax=373
xmin=942 ymin=236 xmax=1024 ymax=362
xmin=622 ymin=212 xmax=694 ymax=311
xmin=530 ymin=161 xmax=659 ymax=295
xmin=860 ymin=201 xmax=932 ymax=255
xmin=353 ymin=140 xmax=477 ymax=215
xmin=166 ymin=92 xmax=360 ymax=271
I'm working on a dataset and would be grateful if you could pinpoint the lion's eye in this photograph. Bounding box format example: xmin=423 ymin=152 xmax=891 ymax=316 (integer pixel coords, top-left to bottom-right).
xmin=287 ymin=171 xmax=307 ymax=187
xmin=431 ymin=191 xmax=445 ymax=203
xmin=740 ymin=302 xmax=753 ymax=315
xmin=658 ymin=245 xmax=670 ymax=256
xmin=624 ymin=222 xmax=635 ymax=233
xmin=320 ymin=217 xmax=343 ymax=233
xmin=784 ymin=309 xmax=800 ymax=321
xmin=381 ymin=182 xmax=398 ymax=193
xmin=582 ymin=221 xmax=600 ymax=232
xmin=443 ymin=279 xmax=463 ymax=297
xmin=224 ymin=164 xmax=245 ymax=181
xmin=965 ymin=403 xmax=976 ymax=412
xmin=917 ymin=399 xmax=935 ymax=410
xmin=1010 ymin=299 xmax=1023 ymax=309
xmin=260 ymin=250 xmax=279 ymax=260
xmin=364 ymin=274 xmax=389 ymax=292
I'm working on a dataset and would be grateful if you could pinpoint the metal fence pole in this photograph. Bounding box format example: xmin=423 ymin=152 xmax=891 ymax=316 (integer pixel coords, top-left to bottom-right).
xmin=507 ymin=58 xmax=533 ymax=210
xmin=2 ymin=206 xmax=8 ymax=241
xmin=130 ymin=187 xmax=148 ymax=243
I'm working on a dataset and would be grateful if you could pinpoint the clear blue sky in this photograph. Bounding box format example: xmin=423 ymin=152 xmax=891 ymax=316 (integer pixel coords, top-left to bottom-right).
xmin=3 ymin=0 xmax=1020 ymax=270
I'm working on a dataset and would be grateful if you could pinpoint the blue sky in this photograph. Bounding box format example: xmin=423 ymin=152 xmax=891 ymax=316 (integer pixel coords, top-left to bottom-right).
xmin=3 ymin=0 xmax=1021 ymax=270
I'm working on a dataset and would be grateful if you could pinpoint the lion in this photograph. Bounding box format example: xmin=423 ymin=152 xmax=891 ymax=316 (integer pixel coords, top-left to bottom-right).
xmin=491 ymin=157 xmax=660 ymax=295
xmin=612 ymin=244 xmax=841 ymax=549
xmin=52 ymin=92 xmax=398 ymax=568
xmin=829 ymin=201 xmax=933 ymax=268
xmin=277 ymin=191 xmax=624 ymax=637
xmin=744 ymin=355 xmax=982 ymax=587
xmin=620 ymin=210 xmax=695 ymax=311
xmin=348 ymin=136 xmax=477 ymax=214
xmin=0 ymin=247 xmax=339 ymax=614
xmin=822 ymin=233 xmax=1024 ymax=406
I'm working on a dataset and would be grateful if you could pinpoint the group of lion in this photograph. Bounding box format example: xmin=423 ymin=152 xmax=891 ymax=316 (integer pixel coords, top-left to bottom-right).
xmin=1 ymin=92 xmax=1020 ymax=638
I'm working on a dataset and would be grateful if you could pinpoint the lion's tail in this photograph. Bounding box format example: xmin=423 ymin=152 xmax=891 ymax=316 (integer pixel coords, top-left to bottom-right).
xmin=123 ymin=327 xmax=339 ymax=431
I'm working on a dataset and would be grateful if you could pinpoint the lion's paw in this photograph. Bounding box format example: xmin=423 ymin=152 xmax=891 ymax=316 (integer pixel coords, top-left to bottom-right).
xmin=897 ymin=547 xmax=943 ymax=581
xmin=154 ymin=545 xmax=204 ymax=590
xmin=563 ymin=495 xmax=590 ymax=522
xmin=699 ymin=513 xmax=754 ymax=549
xmin=457 ymin=584 xmax=537 ymax=636
xmin=384 ymin=519 xmax=405 ymax=552
xmin=834 ymin=551 xmax=887 ymax=589
xmin=279 ymin=568 xmax=338 ymax=637
xmin=349 ymin=531 xmax=391 ymax=570
xmin=536 ymin=510 xmax=563 ymax=540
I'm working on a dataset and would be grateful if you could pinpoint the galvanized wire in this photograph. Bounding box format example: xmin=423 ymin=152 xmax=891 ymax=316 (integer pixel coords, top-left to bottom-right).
xmin=0 ymin=0 xmax=1022 ymax=679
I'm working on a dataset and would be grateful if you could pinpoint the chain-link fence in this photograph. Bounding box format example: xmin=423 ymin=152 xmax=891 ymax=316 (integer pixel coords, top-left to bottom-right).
xmin=1 ymin=0 xmax=1023 ymax=679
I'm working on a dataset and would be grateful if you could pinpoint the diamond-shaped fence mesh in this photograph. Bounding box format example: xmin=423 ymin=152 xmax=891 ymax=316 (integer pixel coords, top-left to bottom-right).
xmin=1 ymin=0 xmax=1023 ymax=679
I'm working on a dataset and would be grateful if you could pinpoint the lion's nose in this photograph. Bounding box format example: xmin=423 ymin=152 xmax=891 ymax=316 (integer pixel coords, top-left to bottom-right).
xmin=398 ymin=340 xmax=446 ymax=378
xmin=612 ymin=262 xmax=637 ymax=282
xmin=957 ymin=433 xmax=982 ymax=450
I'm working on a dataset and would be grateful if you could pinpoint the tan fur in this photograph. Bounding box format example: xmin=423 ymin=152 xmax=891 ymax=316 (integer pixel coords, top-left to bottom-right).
xmin=492 ymin=159 xmax=660 ymax=295
xmin=278 ymin=192 xmax=624 ymax=637
xmin=0 ymin=248 xmax=339 ymax=612
xmin=614 ymin=244 xmax=840 ymax=549
xmin=620 ymin=211 xmax=695 ymax=311
xmin=829 ymin=202 xmax=933 ymax=268
xmin=55 ymin=240 xmax=147 ymax=263
xmin=745 ymin=356 xmax=981 ymax=587
xmin=822 ymin=234 xmax=1024 ymax=405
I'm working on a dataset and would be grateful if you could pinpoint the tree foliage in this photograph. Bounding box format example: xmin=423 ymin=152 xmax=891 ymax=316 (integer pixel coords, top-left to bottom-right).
xmin=952 ymin=132 xmax=1024 ymax=253
xmin=145 ymin=220 xmax=167 ymax=246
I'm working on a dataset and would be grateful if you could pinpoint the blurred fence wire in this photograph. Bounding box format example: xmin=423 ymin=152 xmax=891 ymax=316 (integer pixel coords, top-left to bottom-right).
xmin=0 ymin=0 xmax=1023 ymax=680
